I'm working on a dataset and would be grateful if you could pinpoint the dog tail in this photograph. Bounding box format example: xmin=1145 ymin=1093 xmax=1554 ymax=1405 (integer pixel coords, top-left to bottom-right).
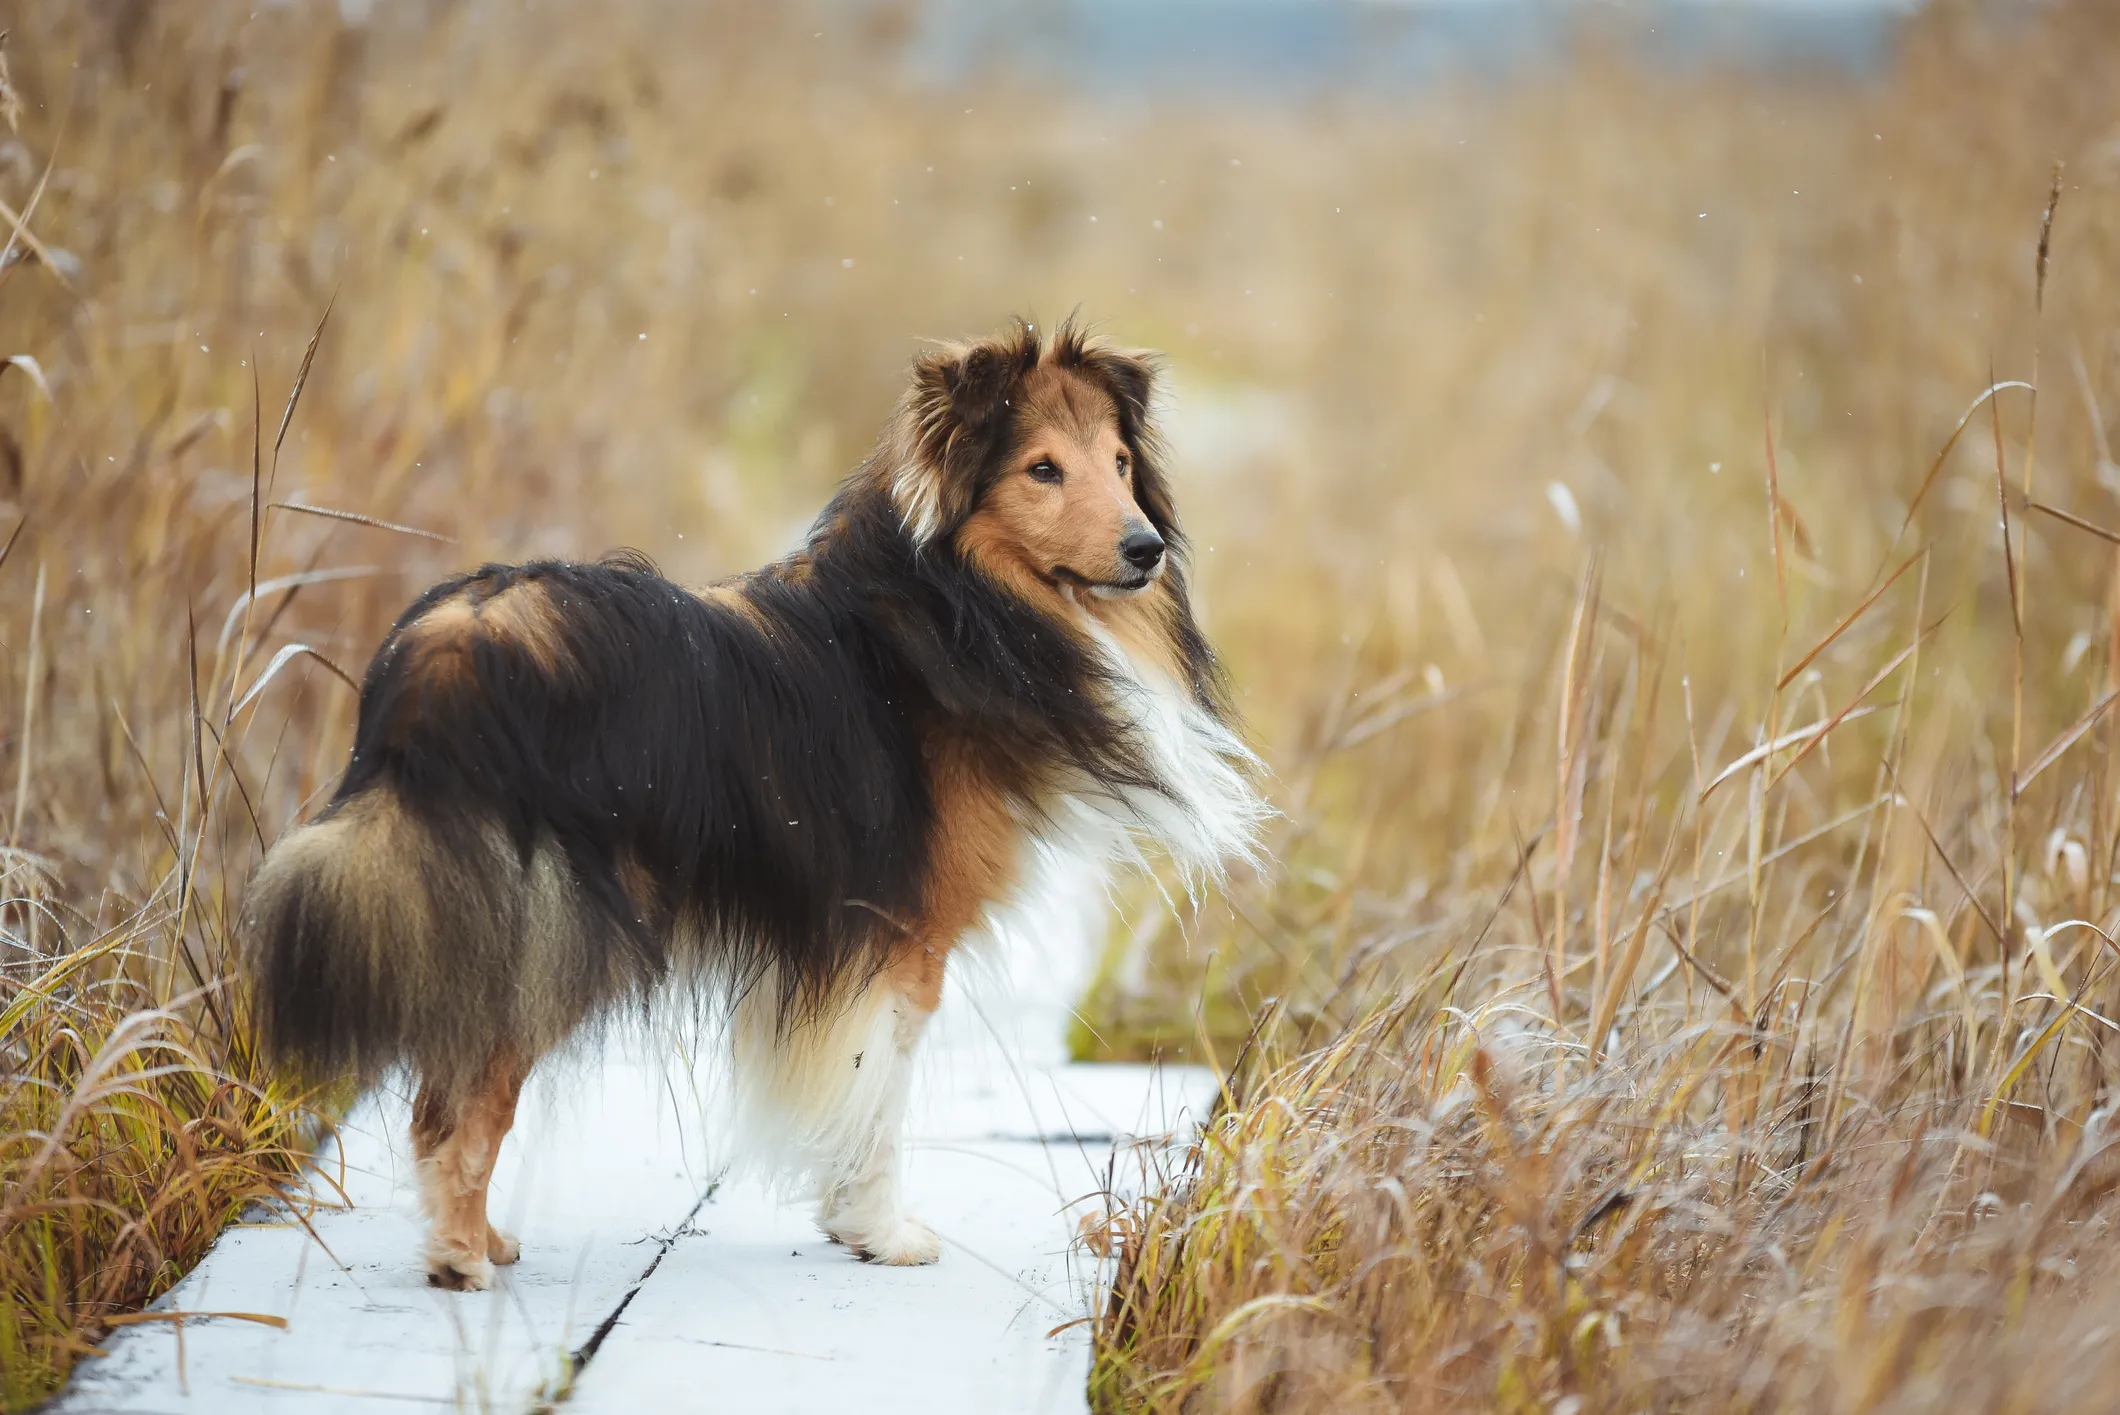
xmin=241 ymin=788 xmax=596 ymax=1093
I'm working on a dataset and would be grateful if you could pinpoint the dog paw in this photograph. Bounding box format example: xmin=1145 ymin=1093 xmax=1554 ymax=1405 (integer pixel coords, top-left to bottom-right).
xmin=855 ymin=1217 xmax=943 ymax=1266
xmin=425 ymin=1244 xmax=495 ymax=1291
xmin=486 ymin=1225 xmax=521 ymax=1266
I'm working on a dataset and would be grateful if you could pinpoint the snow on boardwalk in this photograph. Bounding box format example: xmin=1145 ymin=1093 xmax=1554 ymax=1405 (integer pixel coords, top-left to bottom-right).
xmin=57 ymin=941 xmax=1212 ymax=1414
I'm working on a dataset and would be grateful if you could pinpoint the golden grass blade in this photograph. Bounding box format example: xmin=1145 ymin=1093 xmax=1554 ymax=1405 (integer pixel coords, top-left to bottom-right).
xmin=0 ymin=513 xmax=25 ymax=575
xmin=0 ymin=97 xmax=55 ymax=254
xmin=100 ymin=1311 xmax=289 ymax=1330
xmin=1767 ymin=628 xmax=1936 ymax=793
xmin=1178 ymin=1294 xmax=1333 ymax=1385
xmin=181 ymin=605 xmax=208 ymax=889
xmin=1441 ymin=827 xmax=1540 ymax=1003
xmin=1656 ymin=920 xmax=1740 ymax=1005
xmin=1776 ymin=549 xmax=1924 ymax=692
xmin=1890 ymin=379 xmax=2034 ymax=545
xmin=1764 ymin=401 xmax=1788 ymax=624
xmin=211 ymin=566 xmax=386 ymax=663
xmin=8 ymin=562 xmax=43 ymax=849
xmin=1994 ymin=371 xmax=2023 ymax=639
xmin=225 ymin=634 xmax=334 ymax=724
xmin=1658 ymin=792 xmax=1890 ymax=916
xmin=2028 ymin=924 xmax=2069 ymax=1001
xmin=198 ymin=712 xmax=268 ymax=855
xmin=1885 ymin=759 xmax=2005 ymax=949
xmin=0 ymin=30 xmax=19 ymax=134
xmin=1902 ymin=906 xmax=1977 ymax=1048
xmin=0 ymin=195 xmax=72 ymax=295
xmin=2015 ymin=689 xmax=2120 ymax=796
xmin=267 ymin=296 xmax=335 ymax=504
xmin=1330 ymin=683 xmax=1474 ymax=750
xmin=226 ymin=1376 xmax=457 ymax=1404
xmin=248 ymin=357 xmax=262 ymax=599
xmin=2025 ymin=498 xmax=2120 ymax=547
xmin=2036 ymin=163 xmax=2062 ymax=315
xmin=2042 ymin=917 xmax=2120 ymax=965
xmin=2074 ymin=343 xmax=2117 ymax=474
xmin=1995 ymin=353 xmax=2027 ymax=1020
xmin=1551 ymin=561 xmax=1600 ymax=1010
xmin=109 ymin=698 xmax=181 ymax=864
xmin=1701 ymin=703 xmax=1881 ymax=799
xmin=0 ymin=352 xmax=50 ymax=401
xmin=1588 ymin=827 xmax=1677 ymax=1060
xmin=0 ymin=923 xmax=136 ymax=1042
xmin=266 ymin=500 xmax=456 ymax=544
xmin=1979 ymin=967 xmax=2110 ymax=1138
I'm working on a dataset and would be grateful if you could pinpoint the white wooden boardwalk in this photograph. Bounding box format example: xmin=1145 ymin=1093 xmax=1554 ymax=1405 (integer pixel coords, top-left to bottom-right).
xmin=55 ymin=913 xmax=1213 ymax=1414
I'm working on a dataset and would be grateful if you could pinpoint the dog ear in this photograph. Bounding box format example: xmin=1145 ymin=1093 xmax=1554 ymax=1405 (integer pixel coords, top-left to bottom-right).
xmin=1073 ymin=345 xmax=1156 ymax=443
xmin=935 ymin=342 xmax=1016 ymax=433
xmin=1063 ymin=337 xmax=1179 ymax=540
xmin=895 ymin=333 xmax=1035 ymax=544
xmin=1051 ymin=316 xmax=1157 ymax=440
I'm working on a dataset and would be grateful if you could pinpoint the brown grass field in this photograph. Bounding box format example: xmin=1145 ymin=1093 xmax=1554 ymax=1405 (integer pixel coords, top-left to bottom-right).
xmin=5 ymin=0 xmax=2120 ymax=1408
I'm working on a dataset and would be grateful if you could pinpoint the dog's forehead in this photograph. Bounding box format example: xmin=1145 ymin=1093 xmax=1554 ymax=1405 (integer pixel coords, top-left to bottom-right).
xmin=1017 ymin=364 xmax=1118 ymax=446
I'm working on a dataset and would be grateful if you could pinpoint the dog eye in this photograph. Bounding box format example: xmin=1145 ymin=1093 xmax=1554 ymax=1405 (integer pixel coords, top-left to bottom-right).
xmin=1028 ymin=460 xmax=1061 ymax=485
xmin=1116 ymin=456 xmax=1131 ymax=478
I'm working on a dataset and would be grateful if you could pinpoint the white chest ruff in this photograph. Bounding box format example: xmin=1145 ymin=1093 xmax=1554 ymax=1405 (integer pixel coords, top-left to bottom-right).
xmin=1037 ymin=621 xmax=1271 ymax=895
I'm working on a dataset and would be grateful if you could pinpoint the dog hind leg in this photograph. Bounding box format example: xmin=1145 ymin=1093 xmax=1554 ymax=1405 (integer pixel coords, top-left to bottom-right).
xmin=411 ymin=1048 xmax=533 ymax=1290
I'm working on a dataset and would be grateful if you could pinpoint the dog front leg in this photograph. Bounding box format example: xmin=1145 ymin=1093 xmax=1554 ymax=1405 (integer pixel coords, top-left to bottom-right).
xmin=812 ymin=977 xmax=941 ymax=1265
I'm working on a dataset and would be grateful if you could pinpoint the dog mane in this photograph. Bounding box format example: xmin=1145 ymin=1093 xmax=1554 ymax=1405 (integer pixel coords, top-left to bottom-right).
xmin=790 ymin=473 xmax=1166 ymax=807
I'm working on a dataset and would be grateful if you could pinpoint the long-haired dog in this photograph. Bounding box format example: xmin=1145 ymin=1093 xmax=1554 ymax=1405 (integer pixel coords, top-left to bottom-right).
xmin=243 ymin=319 xmax=1265 ymax=1289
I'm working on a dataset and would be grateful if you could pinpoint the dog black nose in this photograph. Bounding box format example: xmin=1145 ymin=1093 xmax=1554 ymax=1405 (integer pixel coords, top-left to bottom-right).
xmin=1120 ymin=529 xmax=1165 ymax=572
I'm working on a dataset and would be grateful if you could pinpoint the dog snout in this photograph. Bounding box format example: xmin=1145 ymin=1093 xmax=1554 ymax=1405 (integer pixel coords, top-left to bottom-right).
xmin=1120 ymin=528 xmax=1165 ymax=573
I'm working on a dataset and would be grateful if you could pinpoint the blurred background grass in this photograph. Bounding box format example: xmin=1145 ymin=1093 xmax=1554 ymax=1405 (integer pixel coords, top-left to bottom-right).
xmin=5 ymin=0 xmax=2120 ymax=1407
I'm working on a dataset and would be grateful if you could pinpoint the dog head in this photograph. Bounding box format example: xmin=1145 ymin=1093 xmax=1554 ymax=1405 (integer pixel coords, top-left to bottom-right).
xmin=890 ymin=318 xmax=1178 ymax=605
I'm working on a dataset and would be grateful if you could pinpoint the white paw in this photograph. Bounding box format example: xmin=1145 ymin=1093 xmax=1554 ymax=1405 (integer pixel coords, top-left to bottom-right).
xmin=855 ymin=1217 xmax=943 ymax=1266
xmin=425 ymin=1243 xmax=495 ymax=1291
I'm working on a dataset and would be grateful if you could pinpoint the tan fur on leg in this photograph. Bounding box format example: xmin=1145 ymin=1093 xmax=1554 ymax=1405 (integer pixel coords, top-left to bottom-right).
xmin=411 ymin=1050 xmax=531 ymax=1291
xmin=807 ymin=745 xmax=1018 ymax=1264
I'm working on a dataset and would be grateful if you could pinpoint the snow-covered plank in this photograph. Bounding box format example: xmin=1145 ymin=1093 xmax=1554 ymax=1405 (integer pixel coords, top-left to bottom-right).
xmin=56 ymin=1051 xmax=1214 ymax=1414
xmin=53 ymin=1058 xmax=715 ymax=1414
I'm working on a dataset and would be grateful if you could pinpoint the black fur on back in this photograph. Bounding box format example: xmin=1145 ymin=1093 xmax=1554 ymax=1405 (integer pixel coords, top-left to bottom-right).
xmin=243 ymin=320 xmax=1233 ymax=1091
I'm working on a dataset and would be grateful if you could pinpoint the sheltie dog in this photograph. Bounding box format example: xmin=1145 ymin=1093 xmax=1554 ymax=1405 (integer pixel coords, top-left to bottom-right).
xmin=242 ymin=318 xmax=1266 ymax=1290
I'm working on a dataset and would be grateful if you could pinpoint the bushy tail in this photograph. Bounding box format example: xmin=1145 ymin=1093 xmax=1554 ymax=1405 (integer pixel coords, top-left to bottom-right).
xmin=241 ymin=789 xmax=603 ymax=1094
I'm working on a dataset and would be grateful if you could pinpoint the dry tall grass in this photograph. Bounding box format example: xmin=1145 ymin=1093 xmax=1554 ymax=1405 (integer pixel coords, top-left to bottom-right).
xmin=2 ymin=0 xmax=2118 ymax=1408
xmin=1076 ymin=6 xmax=2120 ymax=1410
